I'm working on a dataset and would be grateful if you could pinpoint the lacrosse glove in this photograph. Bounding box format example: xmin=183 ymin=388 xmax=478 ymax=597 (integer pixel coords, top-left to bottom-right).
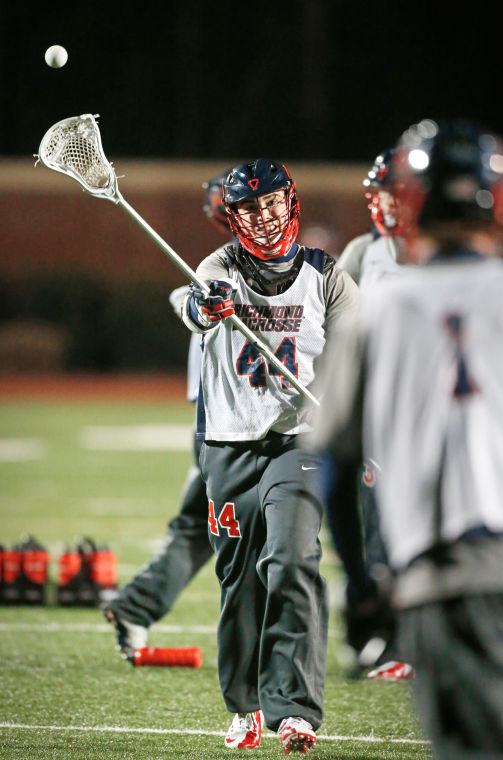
xmin=188 ymin=280 xmax=236 ymax=329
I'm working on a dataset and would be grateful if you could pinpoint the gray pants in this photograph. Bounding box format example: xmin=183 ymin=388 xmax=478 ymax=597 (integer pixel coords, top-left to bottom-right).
xmin=199 ymin=433 xmax=328 ymax=732
xmin=397 ymin=594 xmax=503 ymax=759
xmin=109 ymin=442 xmax=213 ymax=628
xmin=360 ymin=466 xmax=388 ymax=571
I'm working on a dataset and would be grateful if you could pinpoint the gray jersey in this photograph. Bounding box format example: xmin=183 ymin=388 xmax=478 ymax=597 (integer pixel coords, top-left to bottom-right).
xmin=309 ymin=256 xmax=503 ymax=574
xmin=189 ymin=244 xmax=359 ymax=441
xmin=336 ymin=232 xmax=373 ymax=284
xmin=358 ymin=236 xmax=402 ymax=292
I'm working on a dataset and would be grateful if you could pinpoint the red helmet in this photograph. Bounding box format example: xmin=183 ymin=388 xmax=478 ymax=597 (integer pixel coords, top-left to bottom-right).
xmin=363 ymin=149 xmax=403 ymax=237
xmin=222 ymin=159 xmax=300 ymax=260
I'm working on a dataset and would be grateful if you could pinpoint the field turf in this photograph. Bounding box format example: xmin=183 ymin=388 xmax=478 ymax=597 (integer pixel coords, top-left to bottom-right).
xmin=0 ymin=396 xmax=432 ymax=759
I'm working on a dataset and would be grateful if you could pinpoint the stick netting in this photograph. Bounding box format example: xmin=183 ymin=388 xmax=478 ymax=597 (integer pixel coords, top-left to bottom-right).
xmin=39 ymin=115 xmax=115 ymax=194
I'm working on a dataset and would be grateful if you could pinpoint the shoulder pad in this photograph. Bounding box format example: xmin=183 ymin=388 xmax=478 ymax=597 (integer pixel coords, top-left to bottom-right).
xmin=221 ymin=243 xmax=239 ymax=270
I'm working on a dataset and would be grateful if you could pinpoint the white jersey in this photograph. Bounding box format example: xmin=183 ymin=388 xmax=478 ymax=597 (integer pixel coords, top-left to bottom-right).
xmin=311 ymin=255 xmax=503 ymax=571
xmin=197 ymin=250 xmax=329 ymax=441
xmin=187 ymin=332 xmax=202 ymax=403
xmin=358 ymin=235 xmax=402 ymax=292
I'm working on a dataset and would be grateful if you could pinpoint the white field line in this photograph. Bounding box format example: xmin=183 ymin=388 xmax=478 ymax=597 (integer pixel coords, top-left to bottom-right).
xmin=0 ymin=721 xmax=430 ymax=745
xmin=0 ymin=622 xmax=217 ymax=634
xmin=0 ymin=438 xmax=46 ymax=461
xmin=80 ymin=424 xmax=193 ymax=451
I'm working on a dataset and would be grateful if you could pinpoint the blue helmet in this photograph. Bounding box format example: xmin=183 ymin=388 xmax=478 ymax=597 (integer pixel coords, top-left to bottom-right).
xmin=222 ymin=159 xmax=300 ymax=260
xmin=394 ymin=118 xmax=503 ymax=231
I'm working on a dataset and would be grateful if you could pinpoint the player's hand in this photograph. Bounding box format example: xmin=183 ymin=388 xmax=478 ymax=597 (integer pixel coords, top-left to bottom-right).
xmin=190 ymin=280 xmax=236 ymax=327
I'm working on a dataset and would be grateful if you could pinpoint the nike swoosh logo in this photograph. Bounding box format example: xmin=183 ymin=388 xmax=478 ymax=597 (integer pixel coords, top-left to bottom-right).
xmin=301 ymin=465 xmax=317 ymax=471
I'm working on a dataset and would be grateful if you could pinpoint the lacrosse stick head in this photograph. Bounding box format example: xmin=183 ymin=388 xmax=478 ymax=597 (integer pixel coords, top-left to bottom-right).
xmin=36 ymin=114 xmax=120 ymax=202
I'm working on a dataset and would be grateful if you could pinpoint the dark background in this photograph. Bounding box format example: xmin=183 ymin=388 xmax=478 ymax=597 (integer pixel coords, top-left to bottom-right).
xmin=1 ymin=1 xmax=501 ymax=163
xmin=1 ymin=1 xmax=501 ymax=374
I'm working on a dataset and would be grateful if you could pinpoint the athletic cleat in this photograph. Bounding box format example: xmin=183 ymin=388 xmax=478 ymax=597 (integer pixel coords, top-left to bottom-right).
xmin=278 ymin=717 xmax=316 ymax=754
xmin=225 ymin=710 xmax=263 ymax=749
xmin=367 ymin=660 xmax=415 ymax=681
xmin=103 ymin=606 xmax=147 ymax=660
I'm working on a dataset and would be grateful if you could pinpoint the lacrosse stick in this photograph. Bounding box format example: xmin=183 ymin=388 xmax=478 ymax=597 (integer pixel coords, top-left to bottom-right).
xmin=35 ymin=114 xmax=319 ymax=407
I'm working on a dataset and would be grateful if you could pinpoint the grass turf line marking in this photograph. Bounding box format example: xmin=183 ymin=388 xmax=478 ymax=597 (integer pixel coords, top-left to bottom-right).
xmin=0 ymin=722 xmax=430 ymax=745
xmin=0 ymin=438 xmax=46 ymax=461
xmin=0 ymin=622 xmax=217 ymax=634
xmin=80 ymin=424 xmax=193 ymax=451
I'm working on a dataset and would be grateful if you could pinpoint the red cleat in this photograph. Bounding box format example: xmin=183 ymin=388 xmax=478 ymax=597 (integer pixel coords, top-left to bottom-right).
xmin=278 ymin=717 xmax=317 ymax=754
xmin=367 ymin=660 xmax=415 ymax=681
xmin=225 ymin=710 xmax=262 ymax=749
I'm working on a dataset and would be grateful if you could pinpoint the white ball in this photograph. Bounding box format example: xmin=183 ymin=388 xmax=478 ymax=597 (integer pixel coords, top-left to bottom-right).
xmin=45 ymin=45 xmax=68 ymax=69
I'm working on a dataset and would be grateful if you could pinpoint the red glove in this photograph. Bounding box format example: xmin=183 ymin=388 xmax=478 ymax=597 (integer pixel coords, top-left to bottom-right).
xmin=189 ymin=280 xmax=236 ymax=327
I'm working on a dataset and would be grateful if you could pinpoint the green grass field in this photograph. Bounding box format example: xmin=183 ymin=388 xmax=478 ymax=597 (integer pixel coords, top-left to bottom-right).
xmin=0 ymin=399 xmax=432 ymax=759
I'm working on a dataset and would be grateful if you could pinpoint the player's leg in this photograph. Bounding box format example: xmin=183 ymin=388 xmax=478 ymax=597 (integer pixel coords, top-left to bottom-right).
xmin=257 ymin=442 xmax=328 ymax=750
xmin=360 ymin=462 xmax=388 ymax=571
xmin=398 ymin=595 xmax=503 ymax=759
xmin=199 ymin=440 xmax=266 ymax=747
xmin=200 ymin=441 xmax=266 ymax=711
xmin=104 ymin=446 xmax=212 ymax=653
xmin=360 ymin=461 xmax=414 ymax=681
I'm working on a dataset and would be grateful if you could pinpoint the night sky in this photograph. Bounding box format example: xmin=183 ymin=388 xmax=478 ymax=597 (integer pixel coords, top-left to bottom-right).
xmin=1 ymin=1 xmax=501 ymax=166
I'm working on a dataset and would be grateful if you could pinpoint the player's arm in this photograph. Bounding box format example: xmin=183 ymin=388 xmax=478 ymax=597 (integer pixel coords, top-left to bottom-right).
xmin=304 ymin=309 xmax=391 ymax=651
xmin=310 ymin=292 xmax=366 ymax=459
xmin=303 ymin=266 xmax=366 ymax=582
xmin=311 ymin=261 xmax=360 ymax=385
xmin=304 ymin=295 xmax=368 ymax=586
xmin=181 ymin=249 xmax=236 ymax=333
xmin=169 ymin=285 xmax=191 ymax=320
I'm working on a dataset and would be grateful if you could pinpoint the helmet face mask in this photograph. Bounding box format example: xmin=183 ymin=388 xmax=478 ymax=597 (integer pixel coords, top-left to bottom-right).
xmin=363 ymin=149 xmax=403 ymax=237
xmin=223 ymin=159 xmax=300 ymax=260
xmin=368 ymin=188 xmax=402 ymax=236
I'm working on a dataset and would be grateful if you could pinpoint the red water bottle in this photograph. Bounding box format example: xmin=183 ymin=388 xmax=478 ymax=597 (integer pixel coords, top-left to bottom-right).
xmin=90 ymin=547 xmax=117 ymax=589
xmin=2 ymin=545 xmax=22 ymax=603
xmin=20 ymin=536 xmax=50 ymax=604
xmin=58 ymin=548 xmax=82 ymax=586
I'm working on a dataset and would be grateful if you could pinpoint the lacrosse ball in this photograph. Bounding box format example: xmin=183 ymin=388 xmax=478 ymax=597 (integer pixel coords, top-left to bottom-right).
xmin=44 ymin=45 xmax=68 ymax=68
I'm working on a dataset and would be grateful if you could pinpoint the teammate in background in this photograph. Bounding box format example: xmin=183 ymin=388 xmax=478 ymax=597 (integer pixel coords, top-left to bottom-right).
xmin=335 ymin=150 xmax=413 ymax=681
xmin=103 ymin=171 xmax=231 ymax=655
xmin=181 ymin=159 xmax=359 ymax=754
xmin=307 ymin=118 xmax=503 ymax=758
xmin=337 ymin=149 xmax=405 ymax=289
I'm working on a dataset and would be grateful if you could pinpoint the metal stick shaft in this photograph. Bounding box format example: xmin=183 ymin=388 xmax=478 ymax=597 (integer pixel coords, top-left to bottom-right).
xmin=117 ymin=196 xmax=320 ymax=407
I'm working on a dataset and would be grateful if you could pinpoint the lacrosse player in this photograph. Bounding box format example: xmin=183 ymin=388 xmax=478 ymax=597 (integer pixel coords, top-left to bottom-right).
xmin=307 ymin=119 xmax=503 ymax=758
xmin=337 ymin=149 xmax=405 ymax=291
xmin=181 ymin=159 xmax=359 ymax=753
xmin=336 ymin=151 xmax=414 ymax=681
xmin=103 ymin=171 xmax=232 ymax=656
